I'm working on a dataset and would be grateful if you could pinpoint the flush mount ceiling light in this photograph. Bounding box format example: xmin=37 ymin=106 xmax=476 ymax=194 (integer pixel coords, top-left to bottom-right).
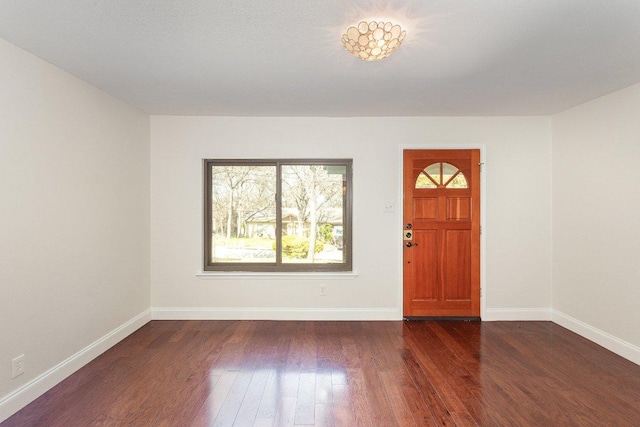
xmin=341 ymin=20 xmax=406 ymax=61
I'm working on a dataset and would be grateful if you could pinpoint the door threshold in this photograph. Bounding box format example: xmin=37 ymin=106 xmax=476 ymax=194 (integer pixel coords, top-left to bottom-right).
xmin=403 ymin=316 xmax=481 ymax=322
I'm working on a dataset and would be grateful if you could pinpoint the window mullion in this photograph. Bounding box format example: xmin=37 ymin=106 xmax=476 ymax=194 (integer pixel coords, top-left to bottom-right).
xmin=275 ymin=162 xmax=282 ymax=266
xmin=344 ymin=162 xmax=352 ymax=266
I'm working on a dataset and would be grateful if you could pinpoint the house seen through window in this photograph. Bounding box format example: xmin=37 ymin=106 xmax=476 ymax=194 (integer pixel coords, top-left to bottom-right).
xmin=203 ymin=159 xmax=352 ymax=272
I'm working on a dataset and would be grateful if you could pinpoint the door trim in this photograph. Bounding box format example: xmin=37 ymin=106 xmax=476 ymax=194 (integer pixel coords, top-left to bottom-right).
xmin=398 ymin=144 xmax=487 ymax=320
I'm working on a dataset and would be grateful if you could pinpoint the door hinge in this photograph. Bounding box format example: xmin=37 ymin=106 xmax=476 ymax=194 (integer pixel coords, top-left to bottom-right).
xmin=480 ymin=225 xmax=482 ymax=235
xmin=478 ymin=162 xmax=484 ymax=172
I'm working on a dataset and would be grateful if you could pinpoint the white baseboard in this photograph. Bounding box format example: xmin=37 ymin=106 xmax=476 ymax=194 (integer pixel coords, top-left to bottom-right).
xmin=552 ymin=310 xmax=640 ymax=366
xmin=0 ymin=309 xmax=152 ymax=423
xmin=152 ymin=307 xmax=402 ymax=321
xmin=482 ymin=307 xmax=553 ymax=321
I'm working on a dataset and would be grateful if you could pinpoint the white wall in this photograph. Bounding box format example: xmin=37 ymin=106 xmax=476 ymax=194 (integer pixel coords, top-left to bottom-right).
xmin=552 ymin=83 xmax=640 ymax=355
xmin=150 ymin=116 xmax=552 ymax=319
xmin=0 ymin=38 xmax=150 ymax=415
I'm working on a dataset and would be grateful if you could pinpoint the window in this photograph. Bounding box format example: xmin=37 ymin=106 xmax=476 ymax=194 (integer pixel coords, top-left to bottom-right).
xmin=204 ymin=159 xmax=352 ymax=272
xmin=415 ymin=162 xmax=468 ymax=189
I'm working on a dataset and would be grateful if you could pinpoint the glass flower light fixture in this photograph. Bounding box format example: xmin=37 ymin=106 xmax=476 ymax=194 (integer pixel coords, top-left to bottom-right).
xmin=341 ymin=20 xmax=406 ymax=61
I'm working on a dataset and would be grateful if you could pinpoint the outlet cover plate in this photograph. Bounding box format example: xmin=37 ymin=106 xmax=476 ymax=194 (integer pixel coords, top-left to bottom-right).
xmin=12 ymin=354 xmax=25 ymax=378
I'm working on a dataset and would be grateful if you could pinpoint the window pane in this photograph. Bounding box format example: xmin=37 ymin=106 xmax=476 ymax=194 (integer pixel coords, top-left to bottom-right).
xmin=416 ymin=171 xmax=437 ymax=188
xmin=442 ymin=162 xmax=458 ymax=183
xmin=209 ymin=165 xmax=276 ymax=263
xmin=281 ymin=164 xmax=346 ymax=264
xmin=425 ymin=163 xmax=441 ymax=185
xmin=445 ymin=172 xmax=468 ymax=188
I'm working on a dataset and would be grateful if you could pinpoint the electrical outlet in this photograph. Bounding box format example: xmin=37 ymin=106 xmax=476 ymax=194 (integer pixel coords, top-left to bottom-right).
xmin=319 ymin=284 xmax=328 ymax=296
xmin=12 ymin=355 xmax=25 ymax=378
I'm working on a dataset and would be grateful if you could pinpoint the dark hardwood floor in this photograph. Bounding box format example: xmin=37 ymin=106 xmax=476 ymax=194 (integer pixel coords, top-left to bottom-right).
xmin=4 ymin=320 xmax=640 ymax=426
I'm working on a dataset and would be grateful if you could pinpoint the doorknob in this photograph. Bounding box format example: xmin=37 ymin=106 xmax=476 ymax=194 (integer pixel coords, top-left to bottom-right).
xmin=405 ymin=223 xmax=412 ymax=229
xmin=405 ymin=242 xmax=418 ymax=247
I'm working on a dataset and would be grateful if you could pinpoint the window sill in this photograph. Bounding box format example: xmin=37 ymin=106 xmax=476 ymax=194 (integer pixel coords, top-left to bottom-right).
xmin=196 ymin=271 xmax=359 ymax=280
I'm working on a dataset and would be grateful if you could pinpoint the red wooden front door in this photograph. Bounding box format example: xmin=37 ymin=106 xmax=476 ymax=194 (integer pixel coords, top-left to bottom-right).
xmin=403 ymin=149 xmax=481 ymax=317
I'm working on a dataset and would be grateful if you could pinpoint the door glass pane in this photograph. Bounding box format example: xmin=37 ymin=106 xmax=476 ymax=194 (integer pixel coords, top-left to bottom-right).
xmin=445 ymin=172 xmax=468 ymax=188
xmin=442 ymin=163 xmax=458 ymax=184
xmin=281 ymin=164 xmax=346 ymax=264
xmin=210 ymin=165 xmax=276 ymax=263
xmin=416 ymin=172 xmax=437 ymax=188
xmin=425 ymin=163 xmax=441 ymax=185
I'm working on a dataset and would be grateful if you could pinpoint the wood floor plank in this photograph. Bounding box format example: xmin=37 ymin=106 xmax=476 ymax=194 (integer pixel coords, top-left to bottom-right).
xmin=403 ymin=324 xmax=479 ymax=426
xmin=255 ymin=369 xmax=281 ymax=421
xmin=192 ymin=370 xmax=238 ymax=425
xmin=313 ymin=403 xmax=333 ymax=427
xmin=4 ymin=320 xmax=640 ymax=427
xmin=273 ymin=396 xmax=296 ymax=427
xmin=378 ymin=370 xmax=418 ymax=427
xmin=232 ymin=369 xmax=270 ymax=426
xmin=213 ymin=370 xmax=254 ymax=427
xmin=330 ymin=384 xmax=358 ymax=427
xmin=294 ymin=371 xmax=316 ymax=425
xmin=313 ymin=370 xmax=333 ymax=405
xmin=400 ymin=347 xmax=456 ymax=426
xmin=343 ymin=368 xmax=376 ymax=426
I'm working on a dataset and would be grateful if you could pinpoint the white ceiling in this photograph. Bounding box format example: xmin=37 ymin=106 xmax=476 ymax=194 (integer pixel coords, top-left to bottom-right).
xmin=1 ymin=0 xmax=640 ymax=116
